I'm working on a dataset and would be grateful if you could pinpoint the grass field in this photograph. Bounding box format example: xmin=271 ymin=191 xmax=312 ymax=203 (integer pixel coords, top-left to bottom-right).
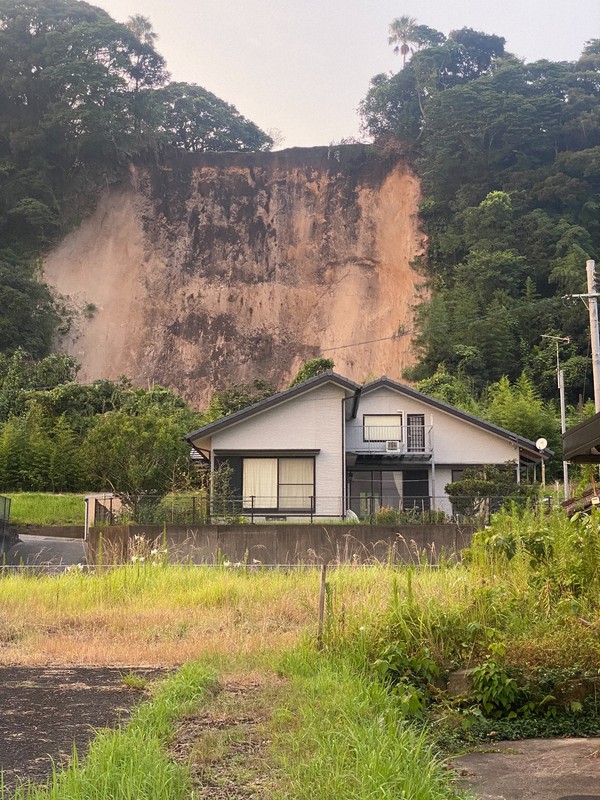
xmin=1 ymin=505 xmax=600 ymax=799
xmin=6 ymin=493 xmax=85 ymax=526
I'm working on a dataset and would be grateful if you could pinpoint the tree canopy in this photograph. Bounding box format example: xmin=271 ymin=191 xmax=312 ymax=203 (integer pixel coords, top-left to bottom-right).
xmin=361 ymin=27 xmax=600 ymax=403
xmin=0 ymin=352 xmax=200 ymax=494
xmin=0 ymin=0 xmax=273 ymax=359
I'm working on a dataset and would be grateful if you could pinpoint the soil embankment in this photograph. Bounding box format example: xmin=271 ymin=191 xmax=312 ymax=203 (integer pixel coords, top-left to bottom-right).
xmin=44 ymin=145 xmax=425 ymax=405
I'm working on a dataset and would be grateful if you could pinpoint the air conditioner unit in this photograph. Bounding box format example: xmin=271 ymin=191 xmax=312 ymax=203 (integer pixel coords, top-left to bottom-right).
xmin=385 ymin=440 xmax=404 ymax=453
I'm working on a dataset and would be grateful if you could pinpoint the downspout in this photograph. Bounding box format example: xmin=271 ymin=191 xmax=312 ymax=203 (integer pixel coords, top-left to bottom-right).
xmin=341 ymin=398 xmax=346 ymax=518
xmin=429 ymin=414 xmax=436 ymax=510
xmin=350 ymin=387 xmax=361 ymax=419
xmin=342 ymin=389 xmax=362 ymax=518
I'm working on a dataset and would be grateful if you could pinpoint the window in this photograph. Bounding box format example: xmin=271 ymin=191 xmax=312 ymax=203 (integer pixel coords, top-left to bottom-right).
xmin=363 ymin=414 xmax=402 ymax=442
xmin=243 ymin=457 xmax=315 ymax=511
xmin=407 ymin=414 xmax=425 ymax=452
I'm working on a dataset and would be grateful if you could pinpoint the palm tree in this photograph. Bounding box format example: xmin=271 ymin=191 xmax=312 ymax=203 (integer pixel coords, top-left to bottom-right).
xmin=388 ymin=15 xmax=418 ymax=67
xmin=126 ymin=14 xmax=157 ymax=47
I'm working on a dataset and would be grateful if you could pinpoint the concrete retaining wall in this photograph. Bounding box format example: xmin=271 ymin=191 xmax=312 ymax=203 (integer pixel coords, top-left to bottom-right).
xmin=88 ymin=523 xmax=476 ymax=565
xmin=12 ymin=525 xmax=85 ymax=539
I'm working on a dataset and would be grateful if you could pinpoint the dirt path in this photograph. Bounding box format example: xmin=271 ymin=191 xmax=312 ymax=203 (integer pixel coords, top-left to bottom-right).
xmin=169 ymin=672 xmax=285 ymax=799
xmin=0 ymin=666 xmax=162 ymax=793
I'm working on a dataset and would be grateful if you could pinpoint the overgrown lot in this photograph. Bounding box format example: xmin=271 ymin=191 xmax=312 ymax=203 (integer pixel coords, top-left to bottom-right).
xmin=1 ymin=506 xmax=599 ymax=798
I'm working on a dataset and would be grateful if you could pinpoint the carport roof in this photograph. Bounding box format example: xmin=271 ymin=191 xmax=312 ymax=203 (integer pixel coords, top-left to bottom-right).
xmin=563 ymin=411 xmax=600 ymax=462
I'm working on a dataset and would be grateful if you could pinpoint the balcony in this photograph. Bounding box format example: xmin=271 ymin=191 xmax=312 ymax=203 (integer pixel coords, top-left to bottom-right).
xmin=346 ymin=423 xmax=433 ymax=457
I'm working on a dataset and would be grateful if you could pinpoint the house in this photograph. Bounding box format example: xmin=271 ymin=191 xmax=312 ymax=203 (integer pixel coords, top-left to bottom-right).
xmin=186 ymin=371 xmax=550 ymax=520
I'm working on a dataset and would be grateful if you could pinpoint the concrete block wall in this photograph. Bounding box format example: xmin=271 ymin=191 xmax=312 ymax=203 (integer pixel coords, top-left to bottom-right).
xmin=88 ymin=523 xmax=476 ymax=566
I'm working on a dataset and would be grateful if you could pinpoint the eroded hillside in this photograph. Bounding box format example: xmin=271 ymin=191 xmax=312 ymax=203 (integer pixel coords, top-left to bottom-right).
xmin=44 ymin=145 xmax=424 ymax=406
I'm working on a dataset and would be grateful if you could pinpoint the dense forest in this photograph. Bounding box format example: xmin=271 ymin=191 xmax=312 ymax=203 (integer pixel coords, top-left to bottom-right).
xmin=360 ymin=20 xmax=600 ymax=409
xmin=1 ymin=5 xmax=599 ymax=493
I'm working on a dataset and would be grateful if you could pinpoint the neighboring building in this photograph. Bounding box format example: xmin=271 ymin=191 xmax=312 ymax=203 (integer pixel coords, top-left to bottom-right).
xmin=563 ymin=411 xmax=600 ymax=463
xmin=186 ymin=371 xmax=550 ymax=521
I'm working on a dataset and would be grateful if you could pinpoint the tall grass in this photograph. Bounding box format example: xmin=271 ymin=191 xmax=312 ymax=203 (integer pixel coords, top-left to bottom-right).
xmin=0 ymin=565 xmax=364 ymax=664
xmin=273 ymin=648 xmax=466 ymax=800
xmin=320 ymin=506 xmax=600 ymax=675
xmin=2 ymin=505 xmax=599 ymax=671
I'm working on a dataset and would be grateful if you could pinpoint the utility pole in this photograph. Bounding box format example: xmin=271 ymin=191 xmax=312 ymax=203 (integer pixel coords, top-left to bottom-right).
xmin=587 ymin=260 xmax=600 ymax=413
xmin=541 ymin=334 xmax=570 ymax=500
xmin=564 ymin=259 xmax=600 ymax=412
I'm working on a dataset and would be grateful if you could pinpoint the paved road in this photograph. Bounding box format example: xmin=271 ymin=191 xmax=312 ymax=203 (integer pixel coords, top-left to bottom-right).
xmin=4 ymin=534 xmax=87 ymax=568
xmin=452 ymin=737 xmax=600 ymax=800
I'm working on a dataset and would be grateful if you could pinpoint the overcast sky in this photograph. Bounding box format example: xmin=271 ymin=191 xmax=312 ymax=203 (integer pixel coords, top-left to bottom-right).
xmin=96 ymin=0 xmax=599 ymax=148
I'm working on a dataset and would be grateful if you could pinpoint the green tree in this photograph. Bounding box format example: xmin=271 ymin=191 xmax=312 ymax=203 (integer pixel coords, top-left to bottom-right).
xmin=0 ymin=349 xmax=78 ymax=422
xmin=484 ymin=373 xmax=560 ymax=451
xmin=0 ymin=1 xmax=273 ymax=356
xmin=416 ymin=364 xmax=480 ymax=413
xmin=83 ymin=408 xmax=192 ymax=499
xmin=202 ymin=379 xmax=276 ymax=422
xmin=0 ymin=253 xmax=58 ymax=358
xmin=289 ymin=358 xmax=335 ymax=387
xmin=153 ymin=82 xmax=273 ymax=152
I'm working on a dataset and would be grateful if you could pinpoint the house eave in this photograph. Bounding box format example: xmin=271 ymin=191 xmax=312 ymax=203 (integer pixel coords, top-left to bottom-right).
xmin=186 ymin=371 xmax=360 ymax=443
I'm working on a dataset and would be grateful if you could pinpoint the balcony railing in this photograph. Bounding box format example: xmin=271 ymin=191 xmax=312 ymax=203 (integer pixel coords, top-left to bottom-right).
xmin=346 ymin=424 xmax=433 ymax=455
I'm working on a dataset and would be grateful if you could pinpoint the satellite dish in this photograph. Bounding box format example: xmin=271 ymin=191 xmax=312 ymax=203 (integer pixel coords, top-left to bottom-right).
xmin=536 ymin=437 xmax=548 ymax=451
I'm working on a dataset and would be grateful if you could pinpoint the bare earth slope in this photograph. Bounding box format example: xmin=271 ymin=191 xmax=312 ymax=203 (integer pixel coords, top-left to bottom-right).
xmin=44 ymin=145 xmax=424 ymax=406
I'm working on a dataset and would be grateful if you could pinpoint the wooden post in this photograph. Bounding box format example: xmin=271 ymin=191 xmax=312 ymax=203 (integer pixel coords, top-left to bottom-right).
xmin=317 ymin=563 xmax=327 ymax=650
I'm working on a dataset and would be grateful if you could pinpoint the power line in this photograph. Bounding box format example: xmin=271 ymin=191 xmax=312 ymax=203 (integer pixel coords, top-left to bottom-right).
xmin=15 ymin=293 xmax=567 ymax=391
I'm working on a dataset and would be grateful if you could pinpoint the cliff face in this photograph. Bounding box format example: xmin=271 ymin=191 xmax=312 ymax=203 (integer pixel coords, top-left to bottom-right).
xmin=44 ymin=145 xmax=425 ymax=406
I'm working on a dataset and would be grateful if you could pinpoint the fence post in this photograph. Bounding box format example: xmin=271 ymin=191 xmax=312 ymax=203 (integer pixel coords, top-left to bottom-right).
xmin=192 ymin=495 xmax=196 ymax=525
xmin=310 ymin=496 xmax=314 ymax=524
xmin=317 ymin=563 xmax=327 ymax=650
xmin=251 ymin=496 xmax=255 ymax=525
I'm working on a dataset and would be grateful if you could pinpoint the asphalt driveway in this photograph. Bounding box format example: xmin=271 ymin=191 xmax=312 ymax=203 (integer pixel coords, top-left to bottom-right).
xmin=4 ymin=534 xmax=87 ymax=568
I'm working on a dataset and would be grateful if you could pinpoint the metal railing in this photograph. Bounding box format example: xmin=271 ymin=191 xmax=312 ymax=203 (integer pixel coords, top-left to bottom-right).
xmin=89 ymin=493 xmax=536 ymax=527
xmin=345 ymin=424 xmax=433 ymax=455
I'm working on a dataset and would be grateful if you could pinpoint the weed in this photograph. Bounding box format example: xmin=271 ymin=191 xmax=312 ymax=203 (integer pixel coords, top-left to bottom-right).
xmin=120 ymin=672 xmax=149 ymax=691
xmin=470 ymin=657 xmax=519 ymax=718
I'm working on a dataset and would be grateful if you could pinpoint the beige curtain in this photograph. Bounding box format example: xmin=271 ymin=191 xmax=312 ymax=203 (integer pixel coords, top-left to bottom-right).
xmin=243 ymin=458 xmax=277 ymax=508
xmin=364 ymin=415 xmax=402 ymax=441
xmin=279 ymin=458 xmax=314 ymax=509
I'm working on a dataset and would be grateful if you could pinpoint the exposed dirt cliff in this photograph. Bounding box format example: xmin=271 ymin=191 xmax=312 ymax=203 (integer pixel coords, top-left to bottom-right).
xmin=44 ymin=145 xmax=425 ymax=407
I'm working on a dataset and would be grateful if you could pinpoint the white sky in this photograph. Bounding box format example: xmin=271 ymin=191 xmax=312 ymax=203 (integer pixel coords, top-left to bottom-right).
xmin=95 ymin=0 xmax=600 ymax=148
